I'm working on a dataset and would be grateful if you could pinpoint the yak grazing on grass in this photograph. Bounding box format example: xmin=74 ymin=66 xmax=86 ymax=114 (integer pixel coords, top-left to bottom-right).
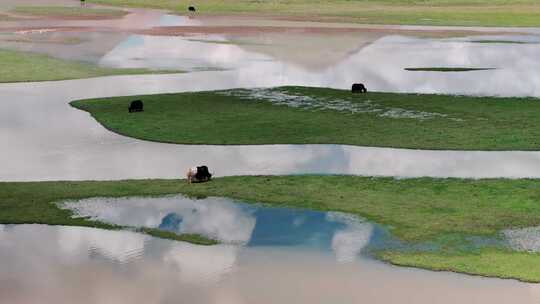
xmin=351 ymin=83 xmax=367 ymax=93
xmin=128 ymin=100 xmax=143 ymax=113
xmin=187 ymin=166 xmax=212 ymax=183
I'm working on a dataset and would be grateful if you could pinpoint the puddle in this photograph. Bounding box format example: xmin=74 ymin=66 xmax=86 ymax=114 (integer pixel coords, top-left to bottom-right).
xmin=503 ymin=227 xmax=540 ymax=253
xmin=218 ymin=87 xmax=452 ymax=120
xmin=157 ymin=14 xmax=200 ymax=27
xmin=60 ymin=195 xmax=391 ymax=259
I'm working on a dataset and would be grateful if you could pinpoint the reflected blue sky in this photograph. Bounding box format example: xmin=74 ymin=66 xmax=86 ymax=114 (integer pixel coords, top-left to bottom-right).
xmin=61 ymin=195 xmax=382 ymax=258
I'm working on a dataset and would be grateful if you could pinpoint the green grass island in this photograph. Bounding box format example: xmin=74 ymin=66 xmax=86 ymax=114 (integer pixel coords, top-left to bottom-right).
xmin=72 ymin=86 xmax=540 ymax=151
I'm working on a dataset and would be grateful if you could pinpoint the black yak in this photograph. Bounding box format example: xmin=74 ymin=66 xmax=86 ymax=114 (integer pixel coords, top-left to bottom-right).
xmin=351 ymin=83 xmax=367 ymax=93
xmin=188 ymin=6 xmax=196 ymax=12
xmin=128 ymin=100 xmax=143 ymax=113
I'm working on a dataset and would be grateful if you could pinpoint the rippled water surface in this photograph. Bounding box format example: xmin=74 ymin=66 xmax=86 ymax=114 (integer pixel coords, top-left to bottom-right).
xmin=2 ymin=224 xmax=539 ymax=304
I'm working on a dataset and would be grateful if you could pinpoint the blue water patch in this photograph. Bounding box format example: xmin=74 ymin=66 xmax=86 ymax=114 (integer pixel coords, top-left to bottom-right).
xmin=158 ymin=213 xmax=183 ymax=232
xmin=62 ymin=195 xmax=394 ymax=257
xmin=245 ymin=206 xmax=345 ymax=249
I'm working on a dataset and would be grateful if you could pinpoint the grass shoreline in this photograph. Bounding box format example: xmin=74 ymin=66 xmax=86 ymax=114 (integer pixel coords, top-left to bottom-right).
xmin=86 ymin=0 xmax=540 ymax=27
xmin=3 ymin=176 xmax=540 ymax=281
xmin=377 ymin=252 xmax=539 ymax=284
xmin=72 ymin=86 xmax=540 ymax=151
xmin=0 ymin=49 xmax=183 ymax=83
xmin=10 ymin=6 xmax=128 ymax=19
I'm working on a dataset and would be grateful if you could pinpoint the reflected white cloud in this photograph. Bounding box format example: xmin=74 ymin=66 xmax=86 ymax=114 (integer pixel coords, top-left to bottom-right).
xmin=3 ymin=33 xmax=540 ymax=181
xmin=57 ymin=226 xmax=149 ymax=263
xmin=163 ymin=243 xmax=239 ymax=284
xmin=3 ymin=74 xmax=540 ymax=181
xmin=327 ymin=212 xmax=374 ymax=263
xmin=99 ymin=35 xmax=270 ymax=71
xmin=0 ymin=224 xmax=538 ymax=303
xmin=97 ymin=34 xmax=540 ymax=96
xmin=62 ymin=195 xmax=256 ymax=244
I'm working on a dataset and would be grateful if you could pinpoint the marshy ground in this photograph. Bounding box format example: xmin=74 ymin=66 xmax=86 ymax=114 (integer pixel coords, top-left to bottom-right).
xmin=2 ymin=1 xmax=540 ymax=302
xmin=4 ymin=176 xmax=540 ymax=282
xmin=73 ymin=86 xmax=540 ymax=150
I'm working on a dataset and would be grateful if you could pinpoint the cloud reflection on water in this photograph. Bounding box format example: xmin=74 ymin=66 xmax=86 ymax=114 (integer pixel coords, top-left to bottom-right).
xmin=0 ymin=224 xmax=536 ymax=304
xmin=61 ymin=195 xmax=376 ymax=258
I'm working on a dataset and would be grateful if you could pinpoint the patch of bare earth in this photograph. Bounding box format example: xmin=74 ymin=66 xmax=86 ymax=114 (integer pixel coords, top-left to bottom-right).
xmin=137 ymin=25 xmax=517 ymax=38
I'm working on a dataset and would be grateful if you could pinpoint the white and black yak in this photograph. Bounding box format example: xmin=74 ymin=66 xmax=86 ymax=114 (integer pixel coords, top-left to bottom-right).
xmin=186 ymin=165 xmax=212 ymax=183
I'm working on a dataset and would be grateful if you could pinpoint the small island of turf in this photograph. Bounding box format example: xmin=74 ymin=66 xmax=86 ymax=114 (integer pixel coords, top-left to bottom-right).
xmin=404 ymin=67 xmax=496 ymax=72
xmin=2 ymin=176 xmax=540 ymax=282
xmin=72 ymin=86 xmax=540 ymax=151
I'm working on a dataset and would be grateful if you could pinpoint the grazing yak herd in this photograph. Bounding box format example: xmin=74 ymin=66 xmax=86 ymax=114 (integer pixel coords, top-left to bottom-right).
xmin=127 ymin=83 xmax=366 ymax=113
xmin=127 ymin=83 xmax=367 ymax=183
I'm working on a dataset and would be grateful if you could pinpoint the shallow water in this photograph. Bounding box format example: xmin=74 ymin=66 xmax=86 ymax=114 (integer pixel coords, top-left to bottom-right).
xmin=61 ymin=195 xmax=388 ymax=256
xmin=504 ymin=227 xmax=540 ymax=252
xmin=96 ymin=33 xmax=540 ymax=96
xmin=5 ymin=73 xmax=540 ymax=181
xmin=1 ymin=224 xmax=539 ymax=304
xmin=3 ymin=30 xmax=540 ymax=181
xmin=218 ymin=87 xmax=453 ymax=119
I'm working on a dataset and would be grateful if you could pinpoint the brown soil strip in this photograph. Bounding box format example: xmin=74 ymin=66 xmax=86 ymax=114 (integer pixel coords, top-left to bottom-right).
xmin=0 ymin=26 xmax=94 ymax=34
xmin=137 ymin=25 xmax=518 ymax=38
xmin=0 ymin=23 xmax=522 ymax=38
